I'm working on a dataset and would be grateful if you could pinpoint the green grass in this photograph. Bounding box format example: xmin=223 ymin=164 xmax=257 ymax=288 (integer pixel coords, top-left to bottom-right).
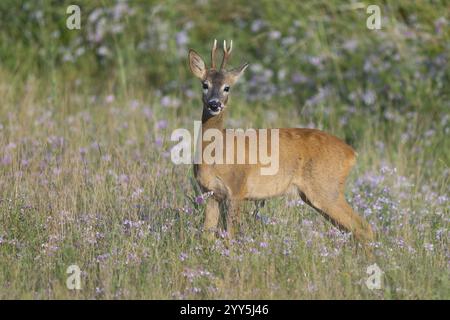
xmin=0 ymin=0 xmax=448 ymax=299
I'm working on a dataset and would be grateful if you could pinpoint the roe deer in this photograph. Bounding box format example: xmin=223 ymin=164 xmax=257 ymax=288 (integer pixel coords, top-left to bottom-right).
xmin=188 ymin=40 xmax=375 ymax=245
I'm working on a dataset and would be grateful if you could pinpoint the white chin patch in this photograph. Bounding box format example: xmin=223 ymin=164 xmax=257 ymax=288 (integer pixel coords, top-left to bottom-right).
xmin=208 ymin=108 xmax=222 ymax=115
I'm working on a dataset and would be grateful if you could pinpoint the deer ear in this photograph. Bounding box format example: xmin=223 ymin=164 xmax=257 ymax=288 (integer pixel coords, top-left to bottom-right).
xmin=188 ymin=49 xmax=207 ymax=80
xmin=228 ymin=62 xmax=249 ymax=84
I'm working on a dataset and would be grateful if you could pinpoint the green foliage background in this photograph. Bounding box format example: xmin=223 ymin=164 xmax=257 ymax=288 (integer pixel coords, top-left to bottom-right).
xmin=0 ymin=0 xmax=448 ymax=299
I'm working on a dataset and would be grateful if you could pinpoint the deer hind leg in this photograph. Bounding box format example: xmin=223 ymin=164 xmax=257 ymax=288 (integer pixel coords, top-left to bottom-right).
xmin=333 ymin=197 xmax=374 ymax=243
xmin=294 ymin=152 xmax=375 ymax=245
xmin=226 ymin=199 xmax=241 ymax=239
xmin=297 ymin=183 xmax=374 ymax=244
xmin=321 ymin=196 xmax=374 ymax=243
xmin=203 ymin=198 xmax=220 ymax=241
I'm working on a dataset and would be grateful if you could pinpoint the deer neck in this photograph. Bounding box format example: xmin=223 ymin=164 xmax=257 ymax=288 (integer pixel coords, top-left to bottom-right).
xmin=201 ymin=107 xmax=226 ymax=131
xmin=194 ymin=108 xmax=226 ymax=174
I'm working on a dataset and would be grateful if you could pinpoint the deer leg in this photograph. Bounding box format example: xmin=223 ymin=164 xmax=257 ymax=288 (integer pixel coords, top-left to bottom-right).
xmin=252 ymin=200 xmax=266 ymax=218
xmin=299 ymin=189 xmax=374 ymax=244
xmin=203 ymin=198 xmax=220 ymax=241
xmin=325 ymin=201 xmax=373 ymax=243
xmin=333 ymin=197 xmax=374 ymax=243
xmin=226 ymin=199 xmax=241 ymax=239
xmin=324 ymin=198 xmax=376 ymax=259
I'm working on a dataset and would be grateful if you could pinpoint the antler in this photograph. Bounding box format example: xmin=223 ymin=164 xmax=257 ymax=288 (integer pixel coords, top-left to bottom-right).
xmin=220 ymin=40 xmax=233 ymax=70
xmin=210 ymin=39 xmax=218 ymax=70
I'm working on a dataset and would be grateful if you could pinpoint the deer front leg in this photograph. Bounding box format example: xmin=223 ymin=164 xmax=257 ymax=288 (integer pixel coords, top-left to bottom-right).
xmin=226 ymin=200 xmax=241 ymax=239
xmin=203 ymin=198 xmax=220 ymax=241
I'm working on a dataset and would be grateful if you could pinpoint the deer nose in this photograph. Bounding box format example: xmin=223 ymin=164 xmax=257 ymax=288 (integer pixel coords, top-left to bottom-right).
xmin=208 ymin=99 xmax=221 ymax=111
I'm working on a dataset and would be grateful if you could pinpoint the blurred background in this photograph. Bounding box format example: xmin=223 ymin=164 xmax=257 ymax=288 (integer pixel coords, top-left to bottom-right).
xmin=0 ymin=0 xmax=448 ymax=299
xmin=1 ymin=1 xmax=448 ymax=107
xmin=1 ymin=1 xmax=449 ymax=158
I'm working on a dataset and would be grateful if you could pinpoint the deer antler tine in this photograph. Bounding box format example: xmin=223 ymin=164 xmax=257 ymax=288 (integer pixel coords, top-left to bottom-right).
xmin=220 ymin=39 xmax=233 ymax=70
xmin=211 ymin=39 xmax=217 ymax=69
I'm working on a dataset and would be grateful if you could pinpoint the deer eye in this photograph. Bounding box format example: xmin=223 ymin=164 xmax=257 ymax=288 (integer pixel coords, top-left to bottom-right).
xmin=224 ymin=86 xmax=230 ymax=92
xmin=202 ymin=82 xmax=209 ymax=90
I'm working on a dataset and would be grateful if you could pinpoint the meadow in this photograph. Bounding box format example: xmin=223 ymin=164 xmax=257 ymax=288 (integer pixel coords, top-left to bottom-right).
xmin=0 ymin=0 xmax=448 ymax=299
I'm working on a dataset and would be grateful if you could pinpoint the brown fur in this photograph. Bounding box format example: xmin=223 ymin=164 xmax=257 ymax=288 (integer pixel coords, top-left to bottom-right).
xmin=189 ymin=42 xmax=374 ymax=245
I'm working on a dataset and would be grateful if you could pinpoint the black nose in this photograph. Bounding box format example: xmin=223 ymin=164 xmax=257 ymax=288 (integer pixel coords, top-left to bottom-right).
xmin=208 ymin=100 xmax=221 ymax=111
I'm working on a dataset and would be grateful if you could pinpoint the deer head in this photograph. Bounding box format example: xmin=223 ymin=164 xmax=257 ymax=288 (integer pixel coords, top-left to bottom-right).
xmin=189 ymin=39 xmax=249 ymax=116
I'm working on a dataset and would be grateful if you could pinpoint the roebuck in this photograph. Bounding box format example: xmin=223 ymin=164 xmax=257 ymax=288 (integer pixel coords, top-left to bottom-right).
xmin=188 ymin=40 xmax=374 ymax=246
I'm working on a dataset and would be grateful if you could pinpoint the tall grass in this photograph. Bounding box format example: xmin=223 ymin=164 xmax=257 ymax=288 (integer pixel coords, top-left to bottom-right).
xmin=0 ymin=1 xmax=448 ymax=299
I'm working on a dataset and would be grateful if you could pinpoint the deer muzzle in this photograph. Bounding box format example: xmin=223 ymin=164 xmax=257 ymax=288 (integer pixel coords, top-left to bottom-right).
xmin=207 ymin=99 xmax=223 ymax=113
